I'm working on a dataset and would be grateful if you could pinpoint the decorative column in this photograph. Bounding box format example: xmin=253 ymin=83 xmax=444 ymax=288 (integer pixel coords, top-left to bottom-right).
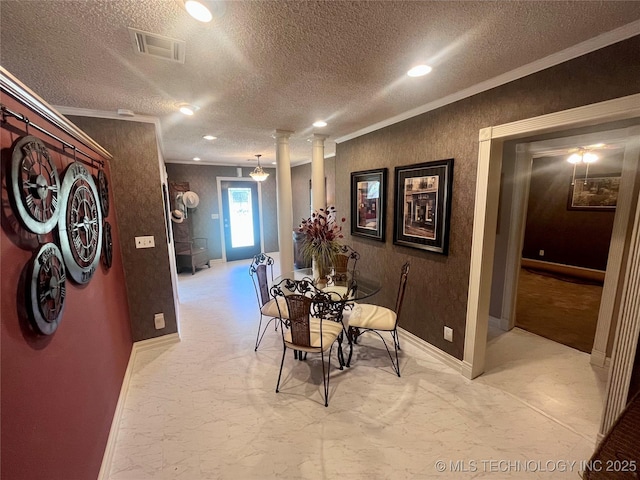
xmin=275 ymin=129 xmax=294 ymax=274
xmin=311 ymin=134 xmax=329 ymax=212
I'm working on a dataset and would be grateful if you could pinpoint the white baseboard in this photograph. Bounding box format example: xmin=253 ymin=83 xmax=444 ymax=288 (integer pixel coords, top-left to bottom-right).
xmin=98 ymin=333 xmax=180 ymax=479
xmin=399 ymin=327 xmax=463 ymax=373
xmin=489 ymin=315 xmax=511 ymax=331
xmin=461 ymin=361 xmax=475 ymax=380
xmin=590 ymin=349 xmax=607 ymax=367
xmin=209 ymin=258 xmax=224 ymax=265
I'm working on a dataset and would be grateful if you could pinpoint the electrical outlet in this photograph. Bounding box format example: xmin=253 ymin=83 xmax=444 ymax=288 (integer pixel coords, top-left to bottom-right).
xmin=135 ymin=236 xmax=155 ymax=249
xmin=539 ymin=249 xmax=545 ymax=256
xmin=444 ymin=326 xmax=453 ymax=342
xmin=154 ymin=313 xmax=165 ymax=329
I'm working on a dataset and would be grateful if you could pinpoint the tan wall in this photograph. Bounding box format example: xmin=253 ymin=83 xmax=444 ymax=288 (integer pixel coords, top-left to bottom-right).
xmin=68 ymin=117 xmax=178 ymax=341
xmin=336 ymin=36 xmax=640 ymax=360
xmin=291 ymin=156 xmax=336 ymax=226
xmin=165 ymin=164 xmax=279 ymax=257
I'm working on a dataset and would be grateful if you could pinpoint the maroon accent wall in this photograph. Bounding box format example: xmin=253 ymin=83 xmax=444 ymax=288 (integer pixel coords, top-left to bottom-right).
xmin=336 ymin=36 xmax=640 ymax=360
xmin=1 ymin=93 xmax=132 ymax=479
xmin=522 ymin=154 xmax=622 ymax=271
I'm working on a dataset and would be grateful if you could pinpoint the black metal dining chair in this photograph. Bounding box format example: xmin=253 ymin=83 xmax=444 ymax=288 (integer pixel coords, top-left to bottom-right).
xmin=347 ymin=262 xmax=410 ymax=376
xmin=332 ymin=244 xmax=360 ymax=283
xmin=271 ymin=277 xmax=347 ymax=406
xmin=249 ymin=253 xmax=288 ymax=351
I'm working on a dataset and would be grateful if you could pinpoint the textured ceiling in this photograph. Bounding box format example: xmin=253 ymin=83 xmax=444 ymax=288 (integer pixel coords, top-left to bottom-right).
xmin=1 ymin=1 xmax=639 ymax=166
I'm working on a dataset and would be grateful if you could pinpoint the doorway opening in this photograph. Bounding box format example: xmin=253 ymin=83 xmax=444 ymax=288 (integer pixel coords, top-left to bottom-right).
xmin=463 ymin=94 xmax=640 ymax=440
xmin=219 ymin=179 xmax=263 ymax=262
xmin=506 ymin=131 xmax=626 ymax=354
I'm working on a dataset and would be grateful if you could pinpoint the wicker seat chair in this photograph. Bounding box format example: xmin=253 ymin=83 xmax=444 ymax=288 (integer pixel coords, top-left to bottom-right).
xmin=271 ymin=277 xmax=346 ymax=407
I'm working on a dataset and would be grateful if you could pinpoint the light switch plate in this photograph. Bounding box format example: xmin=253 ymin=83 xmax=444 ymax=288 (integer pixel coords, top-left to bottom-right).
xmin=154 ymin=313 xmax=165 ymax=329
xmin=135 ymin=236 xmax=155 ymax=249
xmin=444 ymin=326 xmax=453 ymax=342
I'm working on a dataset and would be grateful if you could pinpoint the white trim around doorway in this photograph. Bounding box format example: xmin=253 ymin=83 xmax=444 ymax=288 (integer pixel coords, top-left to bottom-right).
xmin=463 ymin=92 xmax=640 ymax=440
xmin=216 ymin=177 xmax=265 ymax=262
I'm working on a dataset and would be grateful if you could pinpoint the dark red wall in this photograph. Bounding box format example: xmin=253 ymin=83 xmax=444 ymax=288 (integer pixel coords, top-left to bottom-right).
xmin=1 ymin=93 xmax=132 ymax=479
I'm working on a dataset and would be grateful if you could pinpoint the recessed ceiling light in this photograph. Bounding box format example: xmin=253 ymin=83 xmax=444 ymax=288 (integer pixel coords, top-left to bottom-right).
xmin=272 ymin=162 xmax=276 ymax=165
xmin=184 ymin=0 xmax=213 ymax=22
xmin=313 ymin=121 xmax=327 ymax=128
xmin=407 ymin=65 xmax=432 ymax=77
xmin=203 ymin=135 xmax=217 ymax=140
xmin=193 ymin=157 xmax=201 ymax=161
xmin=178 ymin=103 xmax=198 ymax=115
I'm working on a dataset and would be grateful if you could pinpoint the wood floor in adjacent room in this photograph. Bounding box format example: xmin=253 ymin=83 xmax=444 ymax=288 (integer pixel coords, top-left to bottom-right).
xmin=105 ymin=257 xmax=608 ymax=479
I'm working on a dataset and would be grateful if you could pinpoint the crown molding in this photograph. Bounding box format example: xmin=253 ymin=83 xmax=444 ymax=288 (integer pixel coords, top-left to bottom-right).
xmin=1 ymin=66 xmax=113 ymax=160
xmin=54 ymin=106 xmax=165 ymax=159
xmin=335 ymin=20 xmax=640 ymax=144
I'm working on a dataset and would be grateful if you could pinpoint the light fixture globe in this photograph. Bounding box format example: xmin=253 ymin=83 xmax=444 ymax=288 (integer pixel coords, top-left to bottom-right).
xmin=583 ymin=152 xmax=599 ymax=163
xmin=249 ymin=154 xmax=269 ymax=182
xmin=567 ymin=153 xmax=582 ymax=164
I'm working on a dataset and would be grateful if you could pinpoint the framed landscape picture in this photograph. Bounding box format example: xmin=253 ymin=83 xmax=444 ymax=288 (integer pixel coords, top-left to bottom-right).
xmin=350 ymin=168 xmax=387 ymax=241
xmin=393 ymin=158 xmax=453 ymax=255
xmin=568 ymin=174 xmax=620 ymax=211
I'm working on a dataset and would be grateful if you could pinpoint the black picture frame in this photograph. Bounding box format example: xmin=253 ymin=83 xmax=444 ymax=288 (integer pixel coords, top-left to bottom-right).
xmin=351 ymin=168 xmax=387 ymax=242
xmin=567 ymin=174 xmax=620 ymax=211
xmin=393 ymin=158 xmax=454 ymax=255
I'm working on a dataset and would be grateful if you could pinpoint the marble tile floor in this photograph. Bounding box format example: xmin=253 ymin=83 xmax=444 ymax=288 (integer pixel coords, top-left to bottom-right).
xmin=107 ymin=257 xmax=609 ymax=479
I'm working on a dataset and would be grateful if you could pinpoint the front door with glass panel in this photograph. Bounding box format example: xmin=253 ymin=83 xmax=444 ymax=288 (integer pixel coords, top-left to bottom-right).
xmin=221 ymin=180 xmax=261 ymax=261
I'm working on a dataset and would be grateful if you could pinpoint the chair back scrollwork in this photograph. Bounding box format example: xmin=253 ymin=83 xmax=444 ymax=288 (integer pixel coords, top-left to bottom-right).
xmin=334 ymin=245 xmax=360 ymax=280
xmin=271 ymin=277 xmax=346 ymax=345
xmin=250 ymin=253 xmax=274 ymax=307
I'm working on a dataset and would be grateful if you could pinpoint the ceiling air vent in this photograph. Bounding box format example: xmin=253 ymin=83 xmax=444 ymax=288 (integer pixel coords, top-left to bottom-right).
xmin=128 ymin=27 xmax=186 ymax=64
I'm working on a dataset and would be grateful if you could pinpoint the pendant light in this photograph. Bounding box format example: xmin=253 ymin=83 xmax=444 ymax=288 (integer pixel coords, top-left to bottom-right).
xmin=249 ymin=154 xmax=269 ymax=182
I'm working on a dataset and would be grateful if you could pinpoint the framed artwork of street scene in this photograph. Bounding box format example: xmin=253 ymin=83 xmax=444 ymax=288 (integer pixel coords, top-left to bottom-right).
xmin=393 ymin=159 xmax=453 ymax=255
xmin=351 ymin=168 xmax=387 ymax=242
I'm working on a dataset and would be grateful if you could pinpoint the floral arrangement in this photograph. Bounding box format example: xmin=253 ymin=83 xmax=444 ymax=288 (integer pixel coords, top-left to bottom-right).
xmin=296 ymin=206 xmax=345 ymax=275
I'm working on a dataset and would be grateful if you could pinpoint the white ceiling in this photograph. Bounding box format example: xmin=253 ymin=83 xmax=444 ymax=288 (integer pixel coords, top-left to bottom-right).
xmin=1 ymin=1 xmax=639 ymax=167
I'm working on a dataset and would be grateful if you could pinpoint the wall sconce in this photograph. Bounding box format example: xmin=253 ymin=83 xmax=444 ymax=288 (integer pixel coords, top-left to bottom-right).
xmin=568 ymin=149 xmax=598 ymax=185
xmin=249 ymin=154 xmax=269 ymax=182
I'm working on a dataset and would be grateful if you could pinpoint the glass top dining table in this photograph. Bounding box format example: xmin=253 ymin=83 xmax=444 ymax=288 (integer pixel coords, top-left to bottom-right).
xmin=272 ymin=268 xmax=381 ymax=368
xmin=273 ymin=268 xmax=382 ymax=302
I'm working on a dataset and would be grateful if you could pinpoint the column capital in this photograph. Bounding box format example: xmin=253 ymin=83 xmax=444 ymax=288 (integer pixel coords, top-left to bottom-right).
xmin=274 ymin=129 xmax=294 ymax=139
xmin=312 ymin=133 xmax=329 ymax=141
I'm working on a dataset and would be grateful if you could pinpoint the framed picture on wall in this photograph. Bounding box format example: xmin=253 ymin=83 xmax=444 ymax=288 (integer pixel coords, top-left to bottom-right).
xmin=393 ymin=158 xmax=453 ymax=255
xmin=351 ymin=168 xmax=387 ymax=241
xmin=568 ymin=174 xmax=620 ymax=210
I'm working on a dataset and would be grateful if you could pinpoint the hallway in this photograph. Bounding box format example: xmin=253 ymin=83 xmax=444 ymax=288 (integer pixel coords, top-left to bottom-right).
xmin=105 ymin=258 xmax=608 ymax=479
